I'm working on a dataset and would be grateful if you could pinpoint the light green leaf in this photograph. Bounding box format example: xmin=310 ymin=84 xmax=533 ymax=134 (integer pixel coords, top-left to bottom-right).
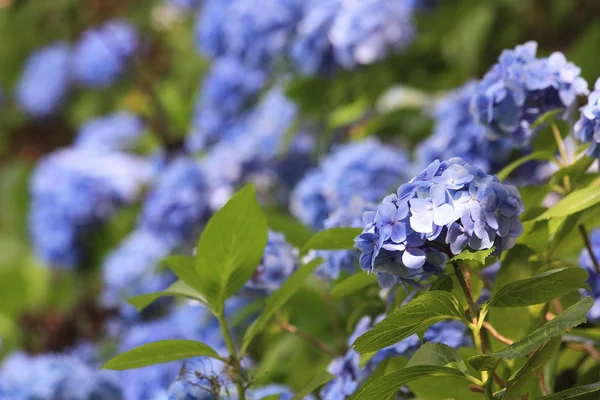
xmin=467 ymin=355 xmax=500 ymax=371
xmin=162 ymin=255 xmax=207 ymax=297
xmin=302 ymin=227 xmax=362 ymax=253
xmin=352 ymin=291 xmax=467 ymax=353
xmin=349 ymin=357 xmax=408 ymax=400
xmin=491 ymin=297 xmax=593 ymax=359
xmin=195 ymin=184 xmax=268 ymax=313
xmin=536 ymin=382 xmax=600 ymax=400
xmin=242 ymin=258 xmax=322 ymax=353
xmin=331 ymin=272 xmax=378 ymax=299
xmin=127 ymin=280 xmax=207 ymax=311
xmin=353 ymin=365 xmax=470 ymax=400
xmin=429 ymin=275 xmax=454 ymax=292
xmin=503 ymin=336 xmax=562 ymax=400
xmin=292 ymin=369 xmax=334 ymax=400
xmin=488 ymin=268 xmax=589 ymax=307
xmin=406 ymin=342 xmax=468 ymax=375
xmin=550 ymin=155 xmax=595 ymax=186
xmin=532 ymin=185 xmax=600 ymax=222
xmin=450 ymin=247 xmax=495 ymax=265
xmin=497 ymin=151 xmax=555 ymax=181
xmin=531 ymin=109 xmax=565 ymax=130
xmin=265 ymin=210 xmax=313 ymax=248
xmin=103 ymin=340 xmax=222 ymax=370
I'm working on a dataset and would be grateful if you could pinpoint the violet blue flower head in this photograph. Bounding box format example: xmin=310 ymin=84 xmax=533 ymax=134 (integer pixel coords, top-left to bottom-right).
xmin=291 ymin=138 xmax=409 ymax=230
xmin=195 ymin=0 xmax=235 ymax=58
xmin=29 ymin=149 xmax=152 ymax=268
xmin=74 ymin=112 xmax=144 ymax=153
xmin=574 ymin=78 xmax=600 ymax=160
xmin=72 ymin=20 xmax=138 ymax=87
xmin=16 ymin=42 xmax=71 ymax=117
xmin=579 ymin=228 xmax=600 ymax=322
xmin=291 ymin=0 xmax=416 ymax=75
xmin=470 ymin=41 xmax=588 ymax=147
xmin=355 ymin=158 xmax=525 ymax=288
xmin=0 ymin=352 xmax=123 ymax=399
xmin=166 ymin=357 xmax=230 ymax=399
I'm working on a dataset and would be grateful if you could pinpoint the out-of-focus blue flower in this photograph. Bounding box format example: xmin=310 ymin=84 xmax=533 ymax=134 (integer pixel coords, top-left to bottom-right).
xmin=312 ymin=199 xmax=376 ymax=280
xmin=195 ymin=0 xmax=235 ymax=59
xmin=16 ymin=42 xmax=71 ymax=117
xmin=186 ymin=58 xmax=266 ymax=152
xmin=575 ymin=78 xmax=600 ymax=160
xmin=355 ymin=158 xmax=524 ymax=288
xmin=579 ymin=228 xmax=600 ymax=322
xmin=72 ymin=20 xmax=138 ymax=87
xmin=417 ymin=82 xmax=514 ymax=174
xmin=0 ymin=352 xmax=123 ymax=399
xmin=139 ymin=158 xmax=209 ymax=244
xmin=166 ymin=358 xmax=229 ymax=399
xmin=291 ymin=0 xmax=416 ymax=74
xmin=75 ymin=112 xmax=144 ymax=153
xmin=244 ymin=231 xmax=299 ymax=295
xmin=247 ymin=385 xmax=297 ymax=400
xmin=471 ymin=41 xmax=588 ymax=147
xmin=291 ymin=138 xmax=409 ymax=230
xmin=29 ymin=149 xmax=152 ymax=268
xmin=102 ymin=229 xmax=175 ymax=315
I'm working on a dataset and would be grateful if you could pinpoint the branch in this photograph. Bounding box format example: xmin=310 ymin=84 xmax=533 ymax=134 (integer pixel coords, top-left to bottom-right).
xmin=579 ymin=225 xmax=600 ymax=275
xmin=278 ymin=318 xmax=339 ymax=357
xmin=482 ymin=321 xmax=514 ymax=346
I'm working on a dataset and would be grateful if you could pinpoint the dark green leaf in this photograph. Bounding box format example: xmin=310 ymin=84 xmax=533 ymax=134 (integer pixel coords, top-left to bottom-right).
xmin=353 ymin=365 xmax=470 ymax=400
xmin=530 ymin=109 xmax=564 ymax=130
xmin=331 ymin=272 xmax=378 ymax=299
xmin=406 ymin=342 xmax=468 ymax=374
xmin=504 ymin=336 xmax=562 ymax=400
xmin=265 ymin=209 xmax=313 ymax=248
xmin=429 ymin=275 xmax=454 ymax=292
xmin=467 ymin=355 xmax=500 ymax=371
xmin=532 ymin=185 xmax=600 ymax=222
xmin=489 ymin=268 xmax=589 ymax=307
xmin=491 ymin=297 xmax=593 ymax=359
xmin=302 ymin=227 xmax=362 ymax=253
xmin=127 ymin=281 xmax=207 ymax=311
xmin=450 ymin=247 xmax=495 ymax=265
xmin=103 ymin=340 xmax=221 ymax=370
xmin=536 ymin=382 xmax=600 ymax=400
xmin=353 ymin=291 xmax=466 ymax=353
xmin=497 ymin=151 xmax=555 ymax=181
xmin=195 ymin=185 xmax=268 ymax=313
xmin=242 ymin=258 xmax=322 ymax=353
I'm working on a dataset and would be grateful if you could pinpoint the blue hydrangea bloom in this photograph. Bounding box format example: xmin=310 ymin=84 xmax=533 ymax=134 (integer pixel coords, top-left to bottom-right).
xmin=0 ymin=352 xmax=123 ymax=399
xmin=166 ymin=358 xmax=230 ymax=399
xmin=195 ymin=0 xmax=235 ymax=59
xmin=355 ymin=158 xmax=524 ymax=288
xmin=471 ymin=41 xmax=588 ymax=147
xmin=139 ymin=158 xmax=209 ymax=244
xmin=186 ymin=58 xmax=266 ymax=152
xmin=74 ymin=112 xmax=144 ymax=153
xmin=243 ymin=231 xmax=299 ymax=295
xmin=575 ymin=78 xmax=600 ymax=160
xmin=29 ymin=149 xmax=152 ymax=267
xmin=579 ymin=228 xmax=600 ymax=322
xmin=16 ymin=42 xmax=71 ymax=117
xmin=102 ymin=229 xmax=175 ymax=315
xmin=312 ymin=199 xmax=376 ymax=280
xmin=291 ymin=0 xmax=416 ymax=74
xmin=72 ymin=20 xmax=138 ymax=87
xmin=417 ymin=82 xmax=514 ymax=174
xmin=291 ymin=138 xmax=409 ymax=230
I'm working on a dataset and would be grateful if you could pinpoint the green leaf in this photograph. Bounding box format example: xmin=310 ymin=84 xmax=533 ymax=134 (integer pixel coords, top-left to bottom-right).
xmin=467 ymin=355 xmax=500 ymax=371
xmin=497 ymin=151 xmax=555 ymax=181
xmin=127 ymin=280 xmax=207 ymax=311
xmin=242 ymin=258 xmax=322 ymax=353
xmin=302 ymin=227 xmax=362 ymax=253
xmin=550 ymin=155 xmax=595 ymax=187
xmin=450 ymin=247 xmax=495 ymax=265
xmin=264 ymin=209 xmax=313 ymax=248
xmin=491 ymin=297 xmax=593 ymax=359
xmin=536 ymin=382 xmax=600 ymax=400
xmin=162 ymin=255 xmax=208 ymax=298
xmin=103 ymin=340 xmax=222 ymax=370
xmin=503 ymin=336 xmax=562 ymax=400
xmin=331 ymin=272 xmax=378 ymax=299
xmin=352 ymin=291 xmax=466 ymax=354
xmin=429 ymin=275 xmax=454 ymax=292
xmin=406 ymin=342 xmax=468 ymax=375
xmin=195 ymin=184 xmax=268 ymax=313
xmin=353 ymin=365 xmax=470 ymax=400
xmin=530 ymin=109 xmax=564 ymax=130
xmin=292 ymin=369 xmax=334 ymax=400
xmin=532 ymin=185 xmax=600 ymax=222
xmin=488 ymin=268 xmax=589 ymax=307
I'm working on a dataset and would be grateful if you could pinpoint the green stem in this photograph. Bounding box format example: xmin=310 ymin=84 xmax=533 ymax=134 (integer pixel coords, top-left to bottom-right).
xmin=452 ymin=263 xmax=477 ymax=321
xmin=217 ymin=312 xmax=246 ymax=400
xmin=579 ymin=225 xmax=600 ymax=275
xmin=551 ymin=123 xmax=569 ymax=168
xmin=471 ymin=325 xmax=489 ymax=383
xmin=483 ymin=360 xmax=501 ymax=400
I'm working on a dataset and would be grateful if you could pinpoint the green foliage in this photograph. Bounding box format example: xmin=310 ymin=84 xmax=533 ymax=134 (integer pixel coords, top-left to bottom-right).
xmin=536 ymin=382 xmax=600 ymax=400
xmin=302 ymin=227 xmax=363 ymax=253
xmin=450 ymin=247 xmax=496 ymax=265
xmin=103 ymin=340 xmax=222 ymax=371
xmin=331 ymin=272 xmax=378 ymax=299
xmin=126 ymin=280 xmax=207 ymax=311
xmin=291 ymin=369 xmax=334 ymax=400
xmin=532 ymin=183 xmax=600 ymax=222
xmin=406 ymin=343 xmax=468 ymax=374
xmin=264 ymin=209 xmax=314 ymax=248
xmin=468 ymin=355 xmax=500 ymax=371
xmin=497 ymin=151 xmax=555 ymax=181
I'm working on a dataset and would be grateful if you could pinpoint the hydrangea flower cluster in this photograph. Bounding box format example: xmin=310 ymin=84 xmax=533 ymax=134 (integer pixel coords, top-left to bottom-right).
xmin=470 ymin=41 xmax=588 ymax=147
xmin=291 ymin=0 xmax=416 ymax=75
xmin=29 ymin=149 xmax=152 ymax=267
xmin=575 ymin=78 xmax=600 ymax=160
xmin=74 ymin=112 xmax=145 ymax=153
xmin=579 ymin=228 xmax=600 ymax=322
xmin=291 ymin=138 xmax=409 ymax=230
xmin=0 ymin=352 xmax=122 ymax=399
xmin=417 ymin=82 xmax=513 ymax=174
xmin=243 ymin=231 xmax=299 ymax=295
xmin=355 ymin=158 xmax=524 ymax=288
xmin=321 ymin=316 xmax=467 ymax=400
